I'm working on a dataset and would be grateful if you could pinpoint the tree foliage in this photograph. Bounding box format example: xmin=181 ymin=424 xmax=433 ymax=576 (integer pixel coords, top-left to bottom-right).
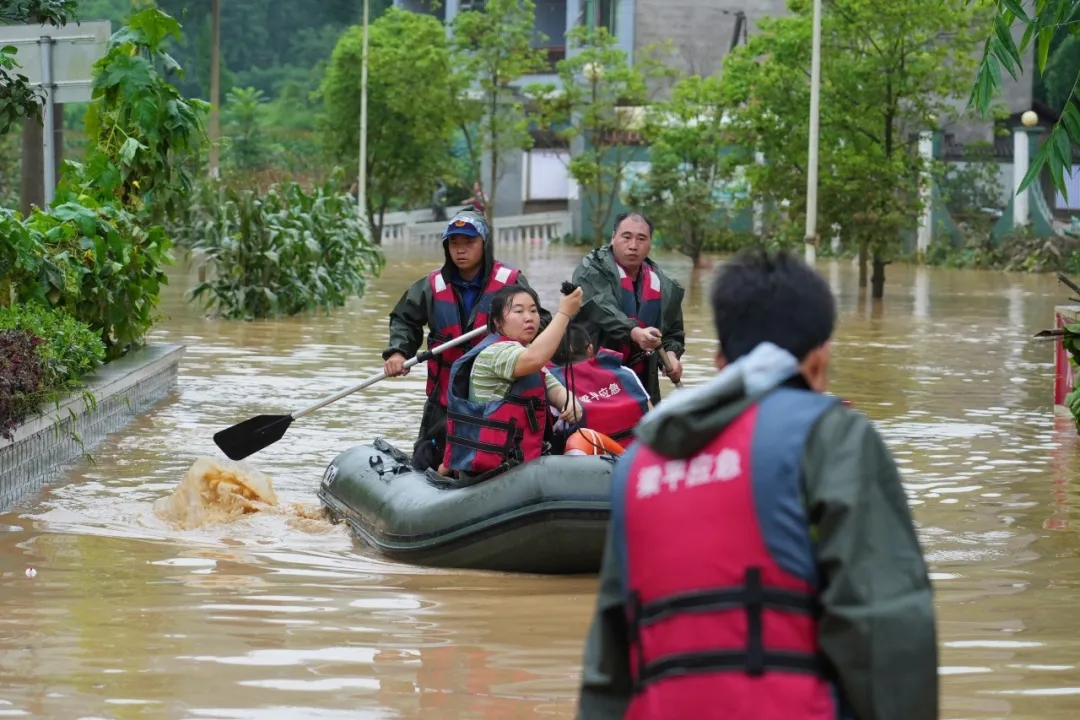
xmin=183 ymin=171 xmax=384 ymax=320
xmin=451 ymin=0 xmax=547 ymax=232
xmin=320 ymin=7 xmax=459 ymax=243
xmin=81 ymin=7 xmax=209 ymax=221
xmin=969 ymin=0 xmax=1080 ymax=200
xmin=2 ymin=7 xmax=205 ymax=359
xmin=625 ymin=74 xmax=738 ymax=266
xmin=720 ymin=0 xmax=986 ymax=296
xmin=529 ymin=26 xmax=673 ymax=247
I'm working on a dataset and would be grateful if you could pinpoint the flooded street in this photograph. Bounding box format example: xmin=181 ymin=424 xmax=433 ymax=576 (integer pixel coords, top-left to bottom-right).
xmin=2 ymin=243 xmax=1079 ymax=719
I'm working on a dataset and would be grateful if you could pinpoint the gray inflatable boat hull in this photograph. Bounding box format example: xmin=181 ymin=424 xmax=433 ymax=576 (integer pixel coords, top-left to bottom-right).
xmin=317 ymin=440 xmax=615 ymax=574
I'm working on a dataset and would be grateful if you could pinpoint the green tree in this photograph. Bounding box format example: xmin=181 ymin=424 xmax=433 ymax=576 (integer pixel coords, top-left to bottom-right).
xmin=970 ymin=1 xmax=1080 ymax=199
xmin=626 ymin=74 xmax=736 ymax=267
xmin=0 ymin=0 xmax=78 ymax=136
xmin=720 ymin=0 xmax=986 ymax=298
xmin=451 ymin=0 xmax=547 ymax=233
xmin=320 ymin=7 xmax=458 ymax=243
xmin=223 ymin=86 xmax=269 ymax=171
xmin=81 ymin=5 xmax=209 ymax=222
xmin=529 ymin=26 xmax=674 ymax=247
xmin=4 ymin=6 xmax=206 ymax=359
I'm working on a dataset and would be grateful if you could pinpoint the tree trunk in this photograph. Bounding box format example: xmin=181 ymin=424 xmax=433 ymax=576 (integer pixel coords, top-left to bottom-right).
xmin=208 ymin=0 xmax=221 ymax=178
xmin=20 ymin=118 xmax=43 ymax=215
xmin=685 ymin=228 xmax=704 ymax=268
xmin=871 ymin=253 xmax=887 ymax=299
xmin=857 ymin=239 xmax=868 ymax=288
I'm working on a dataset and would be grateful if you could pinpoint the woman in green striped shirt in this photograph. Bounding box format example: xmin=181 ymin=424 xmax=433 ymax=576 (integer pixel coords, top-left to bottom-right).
xmin=467 ymin=284 xmax=585 ymax=420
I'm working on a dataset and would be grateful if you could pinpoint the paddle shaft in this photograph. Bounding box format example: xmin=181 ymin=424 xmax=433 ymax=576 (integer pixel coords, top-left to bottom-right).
xmin=592 ymin=299 xmax=682 ymax=389
xmin=291 ymin=326 xmax=489 ymax=421
xmin=647 ymin=329 xmax=683 ymax=389
xmin=656 ymin=345 xmax=684 ymax=389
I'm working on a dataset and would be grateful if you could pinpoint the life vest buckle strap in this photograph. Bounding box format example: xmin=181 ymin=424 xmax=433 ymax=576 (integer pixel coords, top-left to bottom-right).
xmin=445 ymin=433 xmax=513 ymax=456
xmin=745 ymin=567 xmax=765 ymax=676
xmin=446 ymin=411 xmax=514 ymax=433
xmin=504 ymin=394 xmax=541 ymax=432
xmin=637 ymin=585 xmax=818 ymax=626
xmin=638 ymin=649 xmax=824 ymax=689
xmin=627 ymin=590 xmax=646 ymax=694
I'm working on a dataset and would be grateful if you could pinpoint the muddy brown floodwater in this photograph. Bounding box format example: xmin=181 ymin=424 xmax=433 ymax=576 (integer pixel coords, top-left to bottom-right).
xmin=2 ymin=244 xmax=1080 ymax=719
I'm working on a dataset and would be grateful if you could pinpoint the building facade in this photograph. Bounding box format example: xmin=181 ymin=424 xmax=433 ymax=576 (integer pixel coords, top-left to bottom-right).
xmin=395 ymin=0 xmax=1037 ymax=231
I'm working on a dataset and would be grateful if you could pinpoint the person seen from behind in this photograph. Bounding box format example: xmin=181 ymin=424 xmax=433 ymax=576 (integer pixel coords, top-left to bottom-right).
xmin=576 ymin=248 xmax=938 ymax=720
xmin=548 ymin=323 xmax=652 ymax=452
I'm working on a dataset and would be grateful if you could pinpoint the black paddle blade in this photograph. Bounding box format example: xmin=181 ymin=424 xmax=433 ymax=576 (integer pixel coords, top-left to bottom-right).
xmin=213 ymin=414 xmax=294 ymax=461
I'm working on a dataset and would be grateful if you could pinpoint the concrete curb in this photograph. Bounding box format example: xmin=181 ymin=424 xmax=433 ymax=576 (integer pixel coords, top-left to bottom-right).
xmin=0 ymin=343 xmax=185 ymax=512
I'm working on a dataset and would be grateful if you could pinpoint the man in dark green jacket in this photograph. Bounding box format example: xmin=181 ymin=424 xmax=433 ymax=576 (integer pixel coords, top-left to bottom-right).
xmin=382 ymin=210 xmax=550 ymax=470
xmin=576 ymin=248 xmax=938 ymax=720
xmin=571 ymin=213 xmax=685 ymax=406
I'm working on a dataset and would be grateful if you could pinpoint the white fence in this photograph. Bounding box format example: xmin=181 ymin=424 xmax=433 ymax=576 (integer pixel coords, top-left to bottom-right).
xmin=378 ymin=210 xmax=571 ymax=245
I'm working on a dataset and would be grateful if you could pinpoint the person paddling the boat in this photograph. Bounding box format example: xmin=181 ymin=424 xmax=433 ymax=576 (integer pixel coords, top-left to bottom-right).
xmin=381 ymin=210 xmax=551 ymax=472
xmin=571 ymin=212 xmax=686 ymax=407
xmin=576 ymin=248 xmax=937 ymax=720
xmin=547 ymin=323 xmax=652 ymax=452
xmin=437 ymin=284 xmax=585 ymax=480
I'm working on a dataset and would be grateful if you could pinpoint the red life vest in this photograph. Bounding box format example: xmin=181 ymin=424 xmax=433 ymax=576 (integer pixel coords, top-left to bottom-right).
xmin=615 ymin=262 xmax=664 ymax=377
xmin=443 ymin=333 xmax=548 ymax=475
xmin=547 ymin=348 xmax=649 ymax=445
xmin=613 ymin=386 xmax=840 ymax=720
xmin=426 ymin=262 xmax=519 ymax=407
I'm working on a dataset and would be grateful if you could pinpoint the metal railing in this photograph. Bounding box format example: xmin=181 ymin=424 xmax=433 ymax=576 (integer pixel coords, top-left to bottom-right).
xmin=379 ymin=210 xmax=571 ymax=245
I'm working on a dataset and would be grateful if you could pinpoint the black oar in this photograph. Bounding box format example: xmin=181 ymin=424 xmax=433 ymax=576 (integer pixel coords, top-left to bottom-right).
xmin=213 ymin=326 xmax=490 ymax=461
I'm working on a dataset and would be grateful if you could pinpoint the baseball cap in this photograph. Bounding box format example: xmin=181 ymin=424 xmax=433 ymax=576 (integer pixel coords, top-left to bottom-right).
xmin=443 ymin=213 xmax=487 ymax=240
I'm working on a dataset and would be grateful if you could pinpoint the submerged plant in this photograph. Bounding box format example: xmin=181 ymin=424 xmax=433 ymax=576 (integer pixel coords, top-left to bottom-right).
xmin=184 ymin=169 xmax=385 ymax=319
xmin=0 ymin=330 xmax=46 ymax=440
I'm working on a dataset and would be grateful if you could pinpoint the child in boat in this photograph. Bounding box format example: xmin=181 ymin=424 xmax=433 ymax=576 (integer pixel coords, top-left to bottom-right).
xmin=549 ymin=323 xmax=653 ymax=454
xmin=438 ymin=284 xmax=585 ymax=477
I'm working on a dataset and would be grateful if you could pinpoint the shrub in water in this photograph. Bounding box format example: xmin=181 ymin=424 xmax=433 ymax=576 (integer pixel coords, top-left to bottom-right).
xmin=183 ymin=169 xmax=385 ymax=319
xmin=0 ymin=303 xmax=106 ymax=392
xmin=0 ymin=331 xmax=46 ymax=440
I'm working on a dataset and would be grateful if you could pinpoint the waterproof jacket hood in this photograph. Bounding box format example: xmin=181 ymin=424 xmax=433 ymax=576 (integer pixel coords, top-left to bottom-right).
xmin=634 ymin=342 xmax=807 ymax=456
xmin=441 ymin=210 xmax=495 ymax=286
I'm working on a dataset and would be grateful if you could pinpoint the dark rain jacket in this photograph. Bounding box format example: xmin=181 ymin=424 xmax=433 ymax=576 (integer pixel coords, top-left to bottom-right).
xmin=576 ymin=363 xmax=939 ymax=720
xmin=571 ymin=246 xmax=685 ymax=406
xmin=382 ymin=210 xmax=550 ymax=450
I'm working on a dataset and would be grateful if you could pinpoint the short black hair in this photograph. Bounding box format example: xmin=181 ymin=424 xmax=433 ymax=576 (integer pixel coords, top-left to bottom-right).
xmin=612 ymin=212 xmax=654 ymax=238
xmin=487 ymin=284 xmax=540 ymax=334
xmin=710 ymin=248 xmax=835 ymax=362
xmin=552 ymin=323 xmax=592 ymax=365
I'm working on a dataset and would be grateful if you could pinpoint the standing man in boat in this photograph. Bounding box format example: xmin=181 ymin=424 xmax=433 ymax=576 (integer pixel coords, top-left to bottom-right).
xmin=576 ymin=249 xmax=938 ymax=720
xmin=571 ymin=212 xmax=685 ymax=406
xmin=382 ymin=210 xmax=551 ymax=471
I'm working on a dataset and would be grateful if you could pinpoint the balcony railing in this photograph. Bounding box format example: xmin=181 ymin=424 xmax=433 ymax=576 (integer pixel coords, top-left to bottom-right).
xmin=379 ymin=209 xmax=571 ymax=245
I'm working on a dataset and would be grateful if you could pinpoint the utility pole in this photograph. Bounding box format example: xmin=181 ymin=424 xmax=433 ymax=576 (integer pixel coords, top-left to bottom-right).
xmin=209 ymin=0 xmax=221 ymax=178
xmin=358 ymin=0 xmax=369 ymax=229
xmin=804 ymin=0 xmax=822 ymax=265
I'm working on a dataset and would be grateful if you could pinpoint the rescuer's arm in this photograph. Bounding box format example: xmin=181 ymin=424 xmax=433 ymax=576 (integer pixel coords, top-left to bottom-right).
xmin=383 ymin=278 xmax=430 ymax=361
xmin=575 ymin=541 xmax=634 ymax=718
xmin=803 ymin=405 xmax=939 ymax=720
xmin=660 ymin=277 xmax=685 ymax=358
xmin=576 ymin=471 xmax=635 ymax=719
